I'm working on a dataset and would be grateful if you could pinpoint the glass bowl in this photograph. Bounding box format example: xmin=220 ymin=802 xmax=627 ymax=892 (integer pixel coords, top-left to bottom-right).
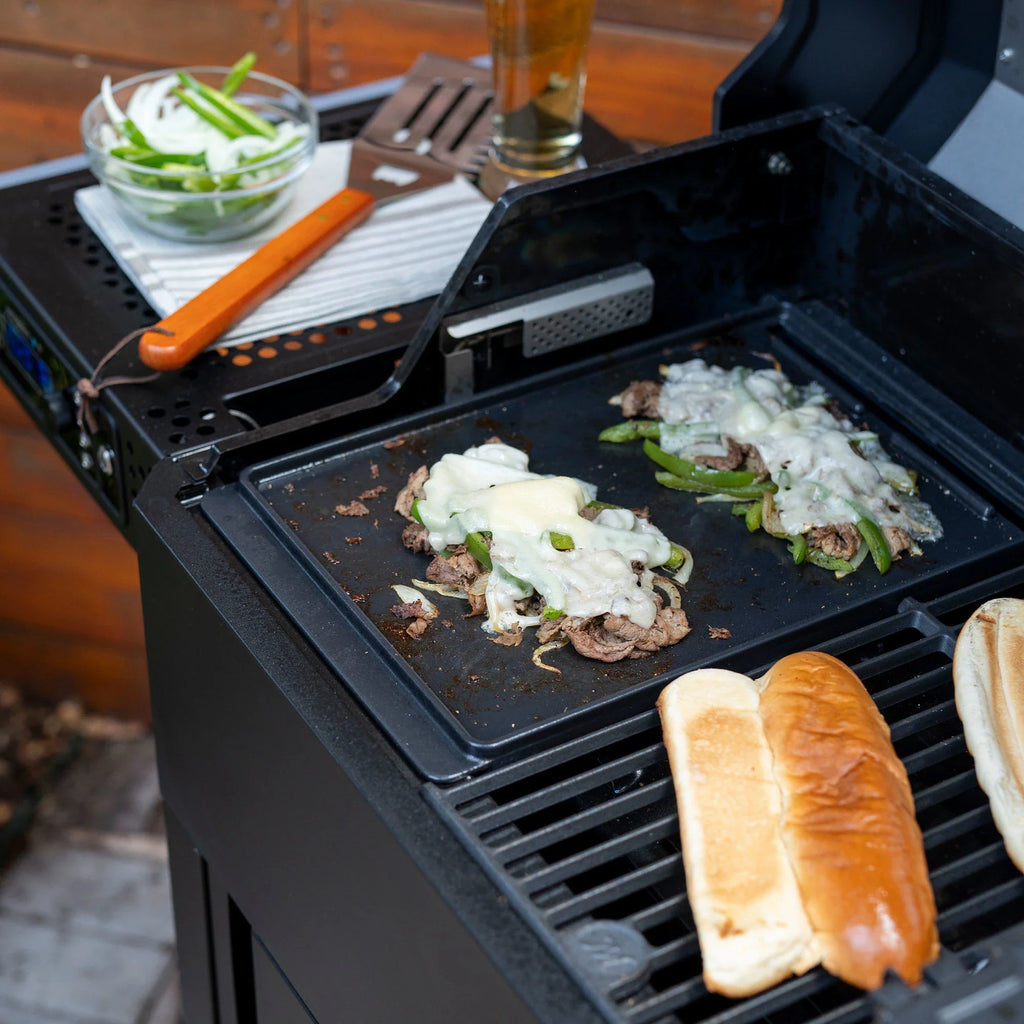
xmin=81 ymin=66 xmax=317 ymax=243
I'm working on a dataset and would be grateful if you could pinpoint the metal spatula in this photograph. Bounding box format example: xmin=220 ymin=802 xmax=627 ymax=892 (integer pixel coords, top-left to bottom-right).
xmin=357 ymin=53 xmax=495 ymax=179
xmin=136 ymin=58 xmax=494 ymax=372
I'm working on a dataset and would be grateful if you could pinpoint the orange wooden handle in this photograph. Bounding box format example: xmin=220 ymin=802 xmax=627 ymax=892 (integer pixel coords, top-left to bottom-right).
xmin=137 ymin=187 xmax=377 ymax=372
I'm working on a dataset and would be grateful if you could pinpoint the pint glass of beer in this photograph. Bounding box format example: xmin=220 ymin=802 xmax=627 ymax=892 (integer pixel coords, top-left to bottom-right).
xmin=482 ymin=0 xmax=596 ymax=187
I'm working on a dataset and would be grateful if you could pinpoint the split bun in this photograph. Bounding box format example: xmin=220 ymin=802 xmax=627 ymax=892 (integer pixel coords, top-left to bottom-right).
xmin=658 ymin=651 xmax=938 ymax=997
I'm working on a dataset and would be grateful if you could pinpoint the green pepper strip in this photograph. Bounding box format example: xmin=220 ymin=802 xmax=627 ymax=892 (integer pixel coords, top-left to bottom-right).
xmin=731 ymin=503 xmax=752 ymax=518
xmin=110 ymin=146 xmax=206 ymax=168
xmin=542 ymin=605 xmax=563 ymax=620
xmin=549 ymin=532 xmax=574 ymax=551
xmin=807 ymin=548 xmax=855 ymax=573
xmin=654 ymin=470 xmax=777 ymax=500
xmin=598 ymin=420 xmax=661 ymax=443
xmin=464 ymin=531 xmax=492 ymax=570
xmin=856 ymin=517 xmax=892 ymax=575
xmin=788 ymin=533 xmax=808 ymax=565
xmin=664 ymin=542 xmax=688 ymax=569
xmin=221 ymin=52 xmax=257 ymax=97
xmin=643 ymin=439 xmax=759 ymax=489
xmin=172 ymin=86 xmax=247 ymax=138
xmin=409 ymin=498 xmax=424 ymax=525
xmin=744 ymin=501 xmax=762 ymax=533
xmin=179 ymin=72 xmax=277 ymax=139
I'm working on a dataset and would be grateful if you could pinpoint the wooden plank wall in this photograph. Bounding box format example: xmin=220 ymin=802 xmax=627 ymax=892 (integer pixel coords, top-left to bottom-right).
xmin=0 ymin=0 xmax=780 ymax=719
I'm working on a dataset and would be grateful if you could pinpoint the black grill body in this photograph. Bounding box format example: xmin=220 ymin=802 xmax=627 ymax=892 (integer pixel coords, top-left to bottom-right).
xmin=128 ymin=104 xmax=1024 ymax=1023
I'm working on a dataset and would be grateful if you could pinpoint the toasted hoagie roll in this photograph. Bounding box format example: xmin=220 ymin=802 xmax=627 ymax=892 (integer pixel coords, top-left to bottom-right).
xmin=658 ymin=651 xmax=938 ymax=997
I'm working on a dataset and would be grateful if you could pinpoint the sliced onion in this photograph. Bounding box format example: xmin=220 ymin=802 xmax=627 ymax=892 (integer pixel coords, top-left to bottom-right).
xmin=100 ymin=75 xmax=127 ymax=134
xmin=410 ymin=579 xmax=469 ymax=601
xmin=847 ymin=541 xmax=870 ymax=572
xmin=751 ymin=350 xmax=782 ymax=372
xmin=532 ymin=638 xmax=568 ymax=674
xmin=391 ymin=584 xmax=438 ymax=618
xmin=652 ymin=575 xmax=682 ymax=609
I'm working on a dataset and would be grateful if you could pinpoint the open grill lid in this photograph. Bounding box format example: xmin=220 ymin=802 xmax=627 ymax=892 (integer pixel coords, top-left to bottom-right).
xmin=717 ymin=0 xmax=1024 ymax=229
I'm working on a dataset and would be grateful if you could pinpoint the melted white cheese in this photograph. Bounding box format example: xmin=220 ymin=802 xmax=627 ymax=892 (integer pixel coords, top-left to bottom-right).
xmin=657 ymin=359 xmax=942 ymax=540
xmin=417 ymin=443 xmax=675 ymax=633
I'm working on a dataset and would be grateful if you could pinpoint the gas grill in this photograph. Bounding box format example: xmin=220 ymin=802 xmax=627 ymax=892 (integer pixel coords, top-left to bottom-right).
xmin=5 ymin=2 xmax=1024 ymax=1022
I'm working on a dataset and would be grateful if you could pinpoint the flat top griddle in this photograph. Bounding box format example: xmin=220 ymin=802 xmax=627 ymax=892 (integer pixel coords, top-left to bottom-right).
xmin=204 ymin=305 xmax=1023 ymax=780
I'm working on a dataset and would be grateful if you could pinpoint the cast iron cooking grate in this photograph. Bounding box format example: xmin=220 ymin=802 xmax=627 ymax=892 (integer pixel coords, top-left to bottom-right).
xmin=427 ymin=566 xmax=1024 ymax=1024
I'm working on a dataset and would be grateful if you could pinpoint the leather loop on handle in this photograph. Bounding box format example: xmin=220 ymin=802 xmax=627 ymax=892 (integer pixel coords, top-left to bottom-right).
xmin=137 ymin=187 xmax=377 ymax=372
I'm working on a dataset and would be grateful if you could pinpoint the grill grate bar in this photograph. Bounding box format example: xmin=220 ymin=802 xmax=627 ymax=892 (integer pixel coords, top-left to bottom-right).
xmin=698 ymin=973 xmax=864 ymax=1024
xmin=922 ymin=804 xmax=993 ymax=851
xmin=912 ymin=766 xmax=979 ymax=813
xmin=489 ymin=777 xmax=673 ymax=861
xmin=464 ymin=742 xmax=666 ymax=834
xmin=518 ymin=813 xmax=679 ymax=895
xmin=888 ymin=699 xmax=959 ymax=742
xmin=621 ymin=975 xmax=706 ymax=1023
xmin=936 ymin=875 xmax=1024 ymax=932
xmin=545 ymin=852 xmax=682 ymax=928
xmin=902 ymin=734 xmax=967 ymax=775
xmin=627 ymin=893 xmax=689 ymax=931
xmin=646 ymin=933 xmax=700 ymax=973
xmin=452 ymin=714 xmax=659 ymax=812
xmin=928 ymin=838 xmax=1013 ymax=890
xmin=624 ymin=964 xmax=860 ymax=1024
xmin=868 ymin=664 xmax=951 ymax=713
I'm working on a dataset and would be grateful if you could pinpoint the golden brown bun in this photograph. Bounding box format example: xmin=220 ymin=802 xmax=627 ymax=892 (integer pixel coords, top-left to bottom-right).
xmin=953 ymin=598 xmax=1024 ymax=873
xmin=658 ymin=652 xmax=938 ymax=998
xmin=657 ymin=670 xmax=817 ymax=997
xmin=757 ymin=651 xmax=939 ymax=990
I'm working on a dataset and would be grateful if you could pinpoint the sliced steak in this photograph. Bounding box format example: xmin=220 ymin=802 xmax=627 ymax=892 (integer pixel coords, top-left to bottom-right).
xmin=401 ymin=522 xmax=432 ymax=553
xmin=394 ymin=465 xmax=428 ymax=519
xmin=559 ymin=605 xmax=690 ymax=662
xmin=808 ymin=522 xmax=861 ymax=561
xmin=425 ymin=546 xmax=482 ymax=587
xmin=602 ymin=606 xmax=691 ymax=655
xmin=492 ymin=626 xmax=523 ymax=647
xmin=692 ymin=436 xmax=745 ymax=472
xmin=740 ymin=443 xmax=770 ymax=481
xmin=562 ymin=619 xmax=637 ymax=663
xmin=883 ymin=525 xmax=914 ymax=559
xmin=619 ymin=380 xmax=662 ymax=419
